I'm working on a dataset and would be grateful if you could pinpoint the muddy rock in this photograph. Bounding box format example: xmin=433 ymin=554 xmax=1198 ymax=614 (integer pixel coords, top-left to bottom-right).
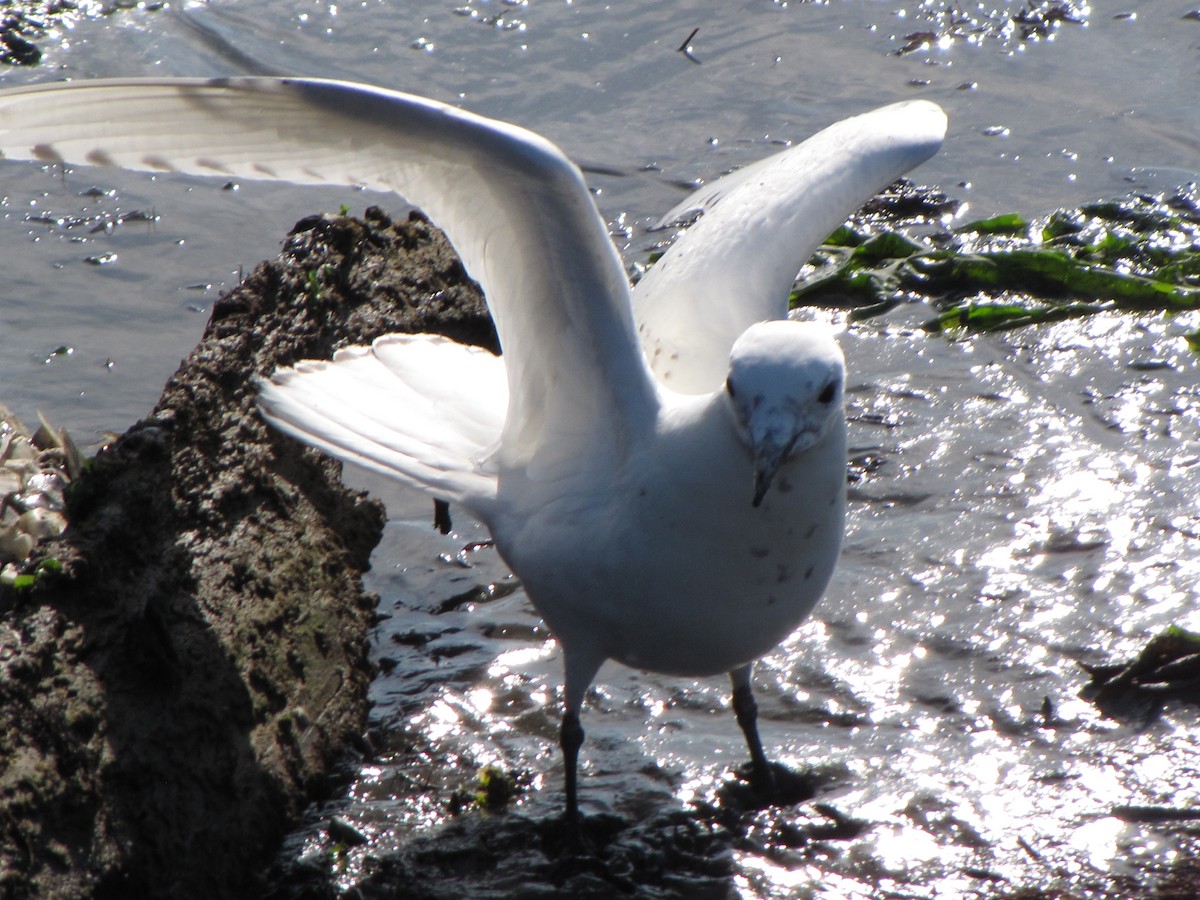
xmin=0 ymin=207 xmax=495 ymax=899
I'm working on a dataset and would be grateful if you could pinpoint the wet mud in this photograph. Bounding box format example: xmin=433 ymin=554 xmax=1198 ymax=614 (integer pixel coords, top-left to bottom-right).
xmin=0 ymin=208 xmax=494 ymax=898
xmin=1 ymin=0 xmax=117 ymax=67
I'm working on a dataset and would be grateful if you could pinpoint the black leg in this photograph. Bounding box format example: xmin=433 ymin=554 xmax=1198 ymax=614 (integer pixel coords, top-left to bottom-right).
xmin=433 ymin=499 xmax=452 ymax=534
xmin=558 ymin=648 xmax=602 ymax=826
xmin=560 ymin=708 xmax=585 ymax=822
xmin=730 ymin=664 xmax=775 ymax=792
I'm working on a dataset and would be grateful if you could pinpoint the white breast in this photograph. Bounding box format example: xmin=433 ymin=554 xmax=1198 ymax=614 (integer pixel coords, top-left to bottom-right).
xmin=496 ymin=395 xmax=848 ymax=678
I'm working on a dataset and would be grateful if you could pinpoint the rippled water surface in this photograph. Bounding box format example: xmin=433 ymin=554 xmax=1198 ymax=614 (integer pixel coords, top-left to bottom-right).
xmin=1 ymin=1 xmax=1198 ymax=896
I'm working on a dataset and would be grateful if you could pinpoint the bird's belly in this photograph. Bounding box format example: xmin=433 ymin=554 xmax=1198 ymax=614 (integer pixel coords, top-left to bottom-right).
xmin=505 ymin=460 xmax=845 ymax=679
xmin=608 ymin=503 xmax=842 ymax=676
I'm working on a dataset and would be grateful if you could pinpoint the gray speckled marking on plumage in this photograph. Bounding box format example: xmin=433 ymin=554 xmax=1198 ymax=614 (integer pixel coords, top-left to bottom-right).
xmin=196 ymin=158 xmax=234 ymax=174
xmin=86 ymin=148 xmax=116 ymax=167
xmin=141 ymin=155 xmax=177 ymax=172
xmin=32 ymin=143 xmax=62 ymax=163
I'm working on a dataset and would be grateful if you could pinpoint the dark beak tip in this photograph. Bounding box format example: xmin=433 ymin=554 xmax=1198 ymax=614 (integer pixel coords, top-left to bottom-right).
xmin=752 ymin=477 xmax=769 ymax=508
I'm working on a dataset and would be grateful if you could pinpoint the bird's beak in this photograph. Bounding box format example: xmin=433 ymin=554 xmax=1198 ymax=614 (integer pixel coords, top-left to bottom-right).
xmin=751 ymin=433 xmax=798 ymax=508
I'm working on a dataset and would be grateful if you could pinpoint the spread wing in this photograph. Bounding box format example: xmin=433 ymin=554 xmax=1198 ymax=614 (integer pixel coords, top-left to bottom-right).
xmin=0 ymin=77 xmax=659 ymax=515
xmin=634 ymin=99 xmax=947 ymax=394
xmin=260 ymin=334 xmax=508 ymax=507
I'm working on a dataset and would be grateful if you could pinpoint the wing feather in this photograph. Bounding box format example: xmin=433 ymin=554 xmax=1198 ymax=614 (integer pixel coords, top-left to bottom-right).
xmin=634 ymin=99 xmax=947 ymax=394
xmin=257 ymin=334 xmax=505 ymax=509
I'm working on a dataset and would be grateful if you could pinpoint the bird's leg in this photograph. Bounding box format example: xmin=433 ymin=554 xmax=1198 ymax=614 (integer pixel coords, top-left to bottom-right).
xmin=560 ymin=708 xmax=585 ymax=823
xmin=730 ymin=663 xmax=776 ymax=792
xmin=558 ymin=649 xmax=602 ymax=826
xmin=433 ymin=498 xmax=452 ymax=534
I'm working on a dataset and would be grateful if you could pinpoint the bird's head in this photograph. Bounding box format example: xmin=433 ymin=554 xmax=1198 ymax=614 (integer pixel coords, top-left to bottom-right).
xmin=723 ymin=320 xmax=845 ymax=507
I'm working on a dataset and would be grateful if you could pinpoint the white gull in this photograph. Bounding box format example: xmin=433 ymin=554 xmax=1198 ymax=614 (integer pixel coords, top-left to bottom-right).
xmin=0 ymin=78 xmax=946 ymax=817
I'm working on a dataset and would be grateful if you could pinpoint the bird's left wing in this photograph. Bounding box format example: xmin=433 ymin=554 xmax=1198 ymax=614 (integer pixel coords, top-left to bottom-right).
xmin=634 ymin=99 xmax=947 ymax=395
xmin=0 ymin=77 xmax=659 ymax=498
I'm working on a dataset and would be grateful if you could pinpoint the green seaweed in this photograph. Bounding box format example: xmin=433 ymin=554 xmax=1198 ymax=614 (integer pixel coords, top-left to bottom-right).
xmin=791 ymin=188 xmax=1200 ymax=353
xmin=958 ymin=211 xmax=1028 ymax=236
xmin=474 ymin=765 xmax=517 ymax=810
xmin=8 ymin=557 xmax=62 ymax=592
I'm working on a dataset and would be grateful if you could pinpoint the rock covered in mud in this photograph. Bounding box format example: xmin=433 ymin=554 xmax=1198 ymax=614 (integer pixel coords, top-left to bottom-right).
xmin=0 ymin=207 xmax=495 ymax=899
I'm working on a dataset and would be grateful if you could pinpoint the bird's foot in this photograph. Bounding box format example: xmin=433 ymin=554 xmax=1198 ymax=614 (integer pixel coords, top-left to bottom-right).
xmin=540 ymin=809 xmax=625 ymax=858
xmin=719 ymin=760 xmax=817 ymax=812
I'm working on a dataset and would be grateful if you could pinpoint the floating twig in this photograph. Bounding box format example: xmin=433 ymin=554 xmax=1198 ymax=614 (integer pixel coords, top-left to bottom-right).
xmin=678 ymin=27 xmax=702 ymax=64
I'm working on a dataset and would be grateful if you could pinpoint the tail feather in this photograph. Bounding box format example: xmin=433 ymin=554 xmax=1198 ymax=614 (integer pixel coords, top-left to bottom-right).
xmin=257 ymin=334 xmax=505 ymax=512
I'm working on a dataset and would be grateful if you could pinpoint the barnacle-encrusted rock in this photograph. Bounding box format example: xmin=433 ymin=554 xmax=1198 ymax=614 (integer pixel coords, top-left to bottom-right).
xmin=0 ymin=408 xmax=74 ymax=579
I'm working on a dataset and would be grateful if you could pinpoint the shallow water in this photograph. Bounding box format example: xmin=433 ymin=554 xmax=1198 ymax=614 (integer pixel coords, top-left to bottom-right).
xmin=1 ymin=1 xmax=1198 ymax=896
xmin=4 ymin=0 xmax=1198 ymax=437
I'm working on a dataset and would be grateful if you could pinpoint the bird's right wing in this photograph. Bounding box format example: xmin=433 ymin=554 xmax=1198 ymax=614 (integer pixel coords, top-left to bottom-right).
xmin=634 ymin=99 xmax=947 ymax=394
xmin=259 ymin=334 xmax=508 ymax=507
xmin=0 ymin=77 xmax=660 ymax=510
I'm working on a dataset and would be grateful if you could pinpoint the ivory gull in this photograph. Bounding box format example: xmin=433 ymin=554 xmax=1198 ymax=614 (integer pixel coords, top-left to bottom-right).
xmin=0 ymin=78 xmax=946 ymax=818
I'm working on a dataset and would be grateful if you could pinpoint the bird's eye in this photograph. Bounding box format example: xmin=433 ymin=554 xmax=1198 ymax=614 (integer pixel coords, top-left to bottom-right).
xmin=725 ymin=378 xmax=737 ymax=399
xmin=817 ymin=381 xmax=837 ymax=404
